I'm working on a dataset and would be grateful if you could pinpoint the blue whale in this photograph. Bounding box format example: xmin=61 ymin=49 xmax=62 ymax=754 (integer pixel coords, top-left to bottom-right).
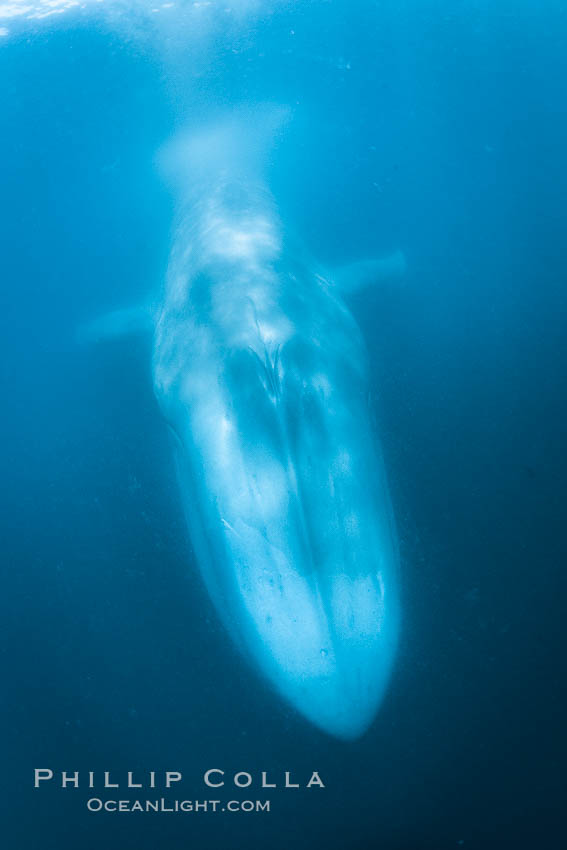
xmin=86 ymin=109 xmax=403 ymax=739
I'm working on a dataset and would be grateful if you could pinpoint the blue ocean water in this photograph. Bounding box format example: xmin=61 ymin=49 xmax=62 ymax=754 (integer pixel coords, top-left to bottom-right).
xmin=1 ymin=1 xmax=566 ymax=847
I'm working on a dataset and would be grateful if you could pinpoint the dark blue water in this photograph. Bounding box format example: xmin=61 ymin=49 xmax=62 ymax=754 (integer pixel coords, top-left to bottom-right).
xmin=1 ymin=2 xmax=566 ymax=847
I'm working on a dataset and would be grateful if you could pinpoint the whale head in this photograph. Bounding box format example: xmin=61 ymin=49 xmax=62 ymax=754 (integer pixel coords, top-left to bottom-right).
xmin=156 ymin=275 xmax=400 ymax=739
xmin=153 ymin=111 xmax=400 ymax=739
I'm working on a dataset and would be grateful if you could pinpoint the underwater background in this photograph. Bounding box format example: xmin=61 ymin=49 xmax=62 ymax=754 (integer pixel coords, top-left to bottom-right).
xmin=1 ymin=1 xmax=566 ymax=847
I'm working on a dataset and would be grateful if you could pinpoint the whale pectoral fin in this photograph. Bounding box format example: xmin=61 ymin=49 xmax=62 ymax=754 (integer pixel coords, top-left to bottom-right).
xmin=332 ymin=249 xmax=407 ymax=295
xmin=76 ymin=305 xmax=153 ymax=345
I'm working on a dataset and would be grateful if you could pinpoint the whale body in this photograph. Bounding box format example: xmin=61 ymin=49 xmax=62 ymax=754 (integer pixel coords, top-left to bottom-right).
xmin=87 ymin=110 xmax=401 ymax=739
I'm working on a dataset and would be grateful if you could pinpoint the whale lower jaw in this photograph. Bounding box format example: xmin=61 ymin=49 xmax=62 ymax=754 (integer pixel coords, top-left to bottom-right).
xmin=206 ymin=516 xmax=399 ymax=739
xmin=253 ymin=638 xmax=399 ymax=740
xmin=283 ymin=675 xmax=394 ymax=741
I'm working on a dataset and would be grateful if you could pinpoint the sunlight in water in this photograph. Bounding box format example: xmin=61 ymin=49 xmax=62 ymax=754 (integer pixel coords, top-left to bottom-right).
xmin=0 ymin=0 xmax=270 ymax=38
